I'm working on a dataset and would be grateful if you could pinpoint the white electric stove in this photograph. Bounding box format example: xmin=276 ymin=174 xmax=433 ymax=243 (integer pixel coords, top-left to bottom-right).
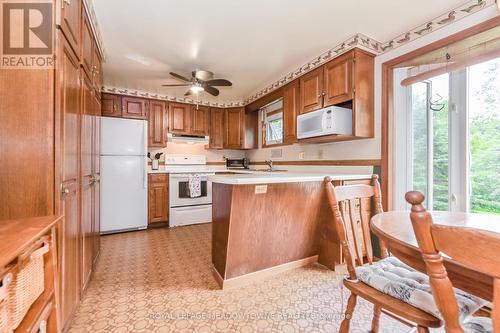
xmin=166 ymin=155 xmax=214 ymax=227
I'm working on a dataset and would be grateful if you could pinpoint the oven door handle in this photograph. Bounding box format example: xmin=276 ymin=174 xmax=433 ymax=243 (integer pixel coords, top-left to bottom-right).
xmin=171 ymin=205 xmax=211 ymax=212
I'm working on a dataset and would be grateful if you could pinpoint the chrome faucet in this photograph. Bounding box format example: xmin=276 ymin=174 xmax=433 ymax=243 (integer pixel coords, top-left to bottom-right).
xmin=265 ymin=160 xmax=274 ymax=171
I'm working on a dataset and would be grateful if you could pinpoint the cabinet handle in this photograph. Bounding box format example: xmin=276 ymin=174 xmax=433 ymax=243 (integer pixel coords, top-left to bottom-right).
xmin=61 ymin=0 xmax=71 ymax=9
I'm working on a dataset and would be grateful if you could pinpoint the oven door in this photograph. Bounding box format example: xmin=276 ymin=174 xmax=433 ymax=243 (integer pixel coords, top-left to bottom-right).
xmin=169 ymin=174 xmax=213 ymax=207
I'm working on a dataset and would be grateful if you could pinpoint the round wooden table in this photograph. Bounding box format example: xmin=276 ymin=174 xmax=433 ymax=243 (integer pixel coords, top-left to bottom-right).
xmin=371 ymin=211 xmax=500 ymax=301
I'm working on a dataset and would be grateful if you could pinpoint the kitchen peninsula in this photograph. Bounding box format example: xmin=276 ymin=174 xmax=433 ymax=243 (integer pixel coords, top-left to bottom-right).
xmin=209 ymin=172 xmax=373 ymax=288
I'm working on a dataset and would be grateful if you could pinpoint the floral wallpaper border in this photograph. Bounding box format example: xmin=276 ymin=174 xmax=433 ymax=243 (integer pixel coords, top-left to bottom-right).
xmin=100 ymin=0 xmax=496 ymax=107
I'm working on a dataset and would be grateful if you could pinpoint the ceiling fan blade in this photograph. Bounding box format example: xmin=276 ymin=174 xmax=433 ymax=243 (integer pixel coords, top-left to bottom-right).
xmin=204 ymin=79 xmax=232 ymax=87
xmin=161 ymin=84 xmax=192 ymax=87
xmin=169 ymin=72 xmax=191 ymax=82
xmin=184 ymin=90 xmax=193 ymax=96
xmin=204 ymin=86 xmax=220 ymax=96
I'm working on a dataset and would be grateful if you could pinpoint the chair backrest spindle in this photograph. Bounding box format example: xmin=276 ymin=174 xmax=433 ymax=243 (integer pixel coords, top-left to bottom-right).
xmin=324 ymin=175 xmax=386 ymax=280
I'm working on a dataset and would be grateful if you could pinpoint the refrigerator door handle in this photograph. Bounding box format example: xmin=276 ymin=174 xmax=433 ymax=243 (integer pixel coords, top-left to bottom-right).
xmin=143 ymin=121 xmax=148 ymax=189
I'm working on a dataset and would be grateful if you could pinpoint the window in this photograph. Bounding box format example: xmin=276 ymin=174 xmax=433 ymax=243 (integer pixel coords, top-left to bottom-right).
xmin=261 ymin=99 xmax=283 ymax=146
xmin=395 ymin=57 xmax=500 ymax=214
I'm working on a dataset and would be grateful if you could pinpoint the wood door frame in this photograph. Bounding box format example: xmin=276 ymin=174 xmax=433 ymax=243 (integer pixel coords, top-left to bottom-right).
xmin=380 ymin=16 xmax=500 ymax=210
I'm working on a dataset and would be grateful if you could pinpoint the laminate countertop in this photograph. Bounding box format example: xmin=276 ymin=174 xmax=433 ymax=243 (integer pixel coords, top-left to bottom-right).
xmin=207 ymin=172 xmax=372 ymax=184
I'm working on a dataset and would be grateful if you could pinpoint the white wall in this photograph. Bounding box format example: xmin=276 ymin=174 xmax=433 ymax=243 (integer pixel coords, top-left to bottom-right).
xmin=246 ymin=7 xmax=499 ymax=164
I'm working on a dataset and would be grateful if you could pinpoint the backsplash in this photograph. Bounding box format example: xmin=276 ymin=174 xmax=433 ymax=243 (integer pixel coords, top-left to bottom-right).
xmin=148 ymin=143 xmax=245 ymax=163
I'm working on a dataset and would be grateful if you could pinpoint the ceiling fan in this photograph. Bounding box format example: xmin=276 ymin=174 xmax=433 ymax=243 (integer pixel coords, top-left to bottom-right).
xmin=161 ymin=70 xmax=232 ymax=97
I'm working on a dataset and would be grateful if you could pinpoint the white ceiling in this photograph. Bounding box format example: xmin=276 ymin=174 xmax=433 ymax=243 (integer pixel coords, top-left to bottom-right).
xmin=93 ymin=0 xmax=467 ymax=103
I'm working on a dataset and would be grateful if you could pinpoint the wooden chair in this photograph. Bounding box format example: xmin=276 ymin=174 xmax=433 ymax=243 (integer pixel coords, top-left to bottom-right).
xmin=406 ymin=191 xmax=497 ymax=333
xmin=324 ymin=175 xmax=442 ymax=332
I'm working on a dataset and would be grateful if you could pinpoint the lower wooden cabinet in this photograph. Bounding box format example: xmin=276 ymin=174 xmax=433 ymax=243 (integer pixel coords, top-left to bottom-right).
xmin=148 ymin=174 xmax=169 ymax=225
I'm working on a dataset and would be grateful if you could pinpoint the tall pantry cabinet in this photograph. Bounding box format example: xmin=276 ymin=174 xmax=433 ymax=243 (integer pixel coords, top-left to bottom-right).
xmin=0 ymin=0 xmax=104 ymax=332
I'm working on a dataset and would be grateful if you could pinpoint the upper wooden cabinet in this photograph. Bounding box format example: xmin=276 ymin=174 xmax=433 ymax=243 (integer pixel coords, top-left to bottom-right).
xmin=81 ymin=14 xmax=93 ymax=76
xmin=101 ymin=94 xmax=122 ymax=117
xmin=299 ymin=49 xmax=370 ymax=115
xmin=298 ymin=48 xmax=375 ymax=140
xmin=299 ymin=67 xmax=323 ymax=114
xmin=57 ymin=0 xmax=81 ymax=56
xmin=224 ymin=107 xmax=257 ymax=149
xmin=324 ymin=52 xmax=354 ymax=106
xmin=92 ymin=47 xmax=103 ymax=94
xmin=122 ymin=97 xmax=148 ymax=119
xmin=148 ymin=100 xmax=168 ymax=148
xmin=209 ymin=108 xmax=224 ymax=149
xmin=283 ymin=80 xmax=299 ymax=144
xmin=191 ymin=105 xmax=210 ymax=136
xmin=168 ymin=102 xmax=191 ymax=134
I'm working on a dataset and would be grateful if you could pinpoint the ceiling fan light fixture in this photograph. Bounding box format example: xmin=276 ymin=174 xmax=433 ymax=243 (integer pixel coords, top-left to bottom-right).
xmin=190 ymin=85 xmax=204 ymax=93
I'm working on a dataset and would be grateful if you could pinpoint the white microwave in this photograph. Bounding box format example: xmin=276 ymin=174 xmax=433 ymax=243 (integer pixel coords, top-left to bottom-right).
xmin=297 ymin=106 xmax=352 ymax=139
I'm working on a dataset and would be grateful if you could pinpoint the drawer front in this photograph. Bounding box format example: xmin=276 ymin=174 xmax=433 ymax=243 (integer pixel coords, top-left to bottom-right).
xmin=149 ymin=174 xmax=168 ymax=183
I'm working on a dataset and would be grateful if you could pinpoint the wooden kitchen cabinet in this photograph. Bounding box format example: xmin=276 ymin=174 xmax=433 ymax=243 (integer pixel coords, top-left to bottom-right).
xmin=191 ymin=105 xmax=210 ymax=135
xmin=224 ymin=107 xmax=257 ymax=149
xmin=299 ymin=67 xmax=323 ymax=114
xmin=324 ymin=52 xmax=354 ymax=106
xmin=122 ymin=97 xmax=148 ymax=119
xmin=148 ymin=174 xmax=169 ymax=225
xmin=209 ymin=107 xmax=225 ymax=149
xmin=283 ymin=80 xmax=299 ymax=144
xmin=81 ymin=14 xmax=93 ymax=76
xmin=56 ymin=31 xmax=81 ymax=330
xmin=57 ymin=0 xmax=81 ymax=57
xmin=148 ymin=100 xmax=168 ymax=147
xmin=169 ymin=102 xmax=191 ymax=134
xmin=101 ymin=93 xmax=122 ymax=117
xmin=297 ymin=48 xmax=374 ymax=141
xmin=92 ymin=46 xmax=103 ymax=94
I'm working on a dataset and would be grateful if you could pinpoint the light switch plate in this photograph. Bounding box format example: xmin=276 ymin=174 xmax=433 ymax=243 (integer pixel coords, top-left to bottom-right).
xmin=255 ymin=185 xmax=268 ymax=194
xmin=299 ymin=152 xmax=305 ymax=160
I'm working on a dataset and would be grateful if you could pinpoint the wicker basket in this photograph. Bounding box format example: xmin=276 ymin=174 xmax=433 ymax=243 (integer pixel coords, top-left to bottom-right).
xmin=8 ymin=241 xmax=48 ymax=330
xmin=0 ymin=272 xmax=13 ymax=333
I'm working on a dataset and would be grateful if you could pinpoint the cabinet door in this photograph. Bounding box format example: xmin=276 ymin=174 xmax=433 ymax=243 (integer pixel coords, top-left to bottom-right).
xmin=81 ymin=14 xmax=93 ymax=77
xmin=209 ymin=108 xmax=224 ymax=149
xmin=122 ymin=97 xmax=148 ymax=119
xmin=56 ymin=32 xmax=80 ymax=330
xmin=225 ymin=108 xmax=243 ymax=149
xmin=283 ymin=81 xmax=299 ymax=144
xmin=58 ymin=0 xmax=81 ymax=56
xmin=191 ymin=105 xmax=209 ymax=135
xmin=299 ymin=67 xmax=323 ymax=114
xmin=148 ymin=100 xmax=167 ymax=147
xmin=80 ymin=72 xmax=93 ymax=291
xmin=324 ymin=54 xmax=354 ymax=106
xmin=92 ymin=95 xmax=101 ymax=263
xmin=168 ymin=102 xmax=191 ymax=134
xmin=148 ymin=175 xmax=168 ymax=224
xmin=101 ymin=94 xmax=121 ymax=117
xmin=92 ymin=46 xmax=102 ymax=95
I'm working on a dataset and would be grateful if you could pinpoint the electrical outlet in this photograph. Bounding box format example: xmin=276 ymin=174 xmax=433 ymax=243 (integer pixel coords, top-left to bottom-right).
xmin=299 ymin=152 xmax=305 ymax=160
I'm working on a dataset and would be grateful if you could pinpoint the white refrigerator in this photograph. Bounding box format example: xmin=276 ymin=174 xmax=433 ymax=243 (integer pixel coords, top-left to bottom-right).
xmin=100 ymin=117 xmax=148 ymax=234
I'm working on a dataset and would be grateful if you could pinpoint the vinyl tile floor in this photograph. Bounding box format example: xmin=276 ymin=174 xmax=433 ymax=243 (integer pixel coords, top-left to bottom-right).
xmin=69 ymin=223 xmax=412 ymax=332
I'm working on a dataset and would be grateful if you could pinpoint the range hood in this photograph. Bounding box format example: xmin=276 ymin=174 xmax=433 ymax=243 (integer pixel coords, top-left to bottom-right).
xmin=167 ymin=133 xmax=209 ymax=144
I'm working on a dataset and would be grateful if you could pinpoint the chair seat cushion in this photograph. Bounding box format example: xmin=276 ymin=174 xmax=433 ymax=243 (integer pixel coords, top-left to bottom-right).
xmin=463 ymin=317 xmax=493 ymax=333
xmin=355 ymin=256 xmax=487 ymax=322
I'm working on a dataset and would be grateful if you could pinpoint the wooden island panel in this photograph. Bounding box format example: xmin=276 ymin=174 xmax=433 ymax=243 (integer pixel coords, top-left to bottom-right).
xmin=212 ymin=181 xmax=330 ymax=287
